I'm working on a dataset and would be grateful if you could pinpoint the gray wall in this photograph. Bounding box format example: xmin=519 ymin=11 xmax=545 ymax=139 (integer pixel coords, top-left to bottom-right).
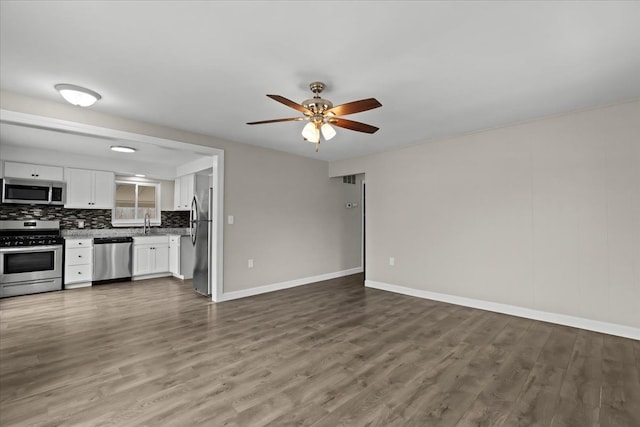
xmin=330 ymin=100 xmax=640 ymax=329
xmin=0 ymin=91 xmax=363 ymax=293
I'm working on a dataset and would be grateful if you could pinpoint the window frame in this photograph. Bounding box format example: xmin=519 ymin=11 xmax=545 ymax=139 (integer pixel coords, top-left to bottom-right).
xmin=111 ymin=180 xmax=162 ymax=227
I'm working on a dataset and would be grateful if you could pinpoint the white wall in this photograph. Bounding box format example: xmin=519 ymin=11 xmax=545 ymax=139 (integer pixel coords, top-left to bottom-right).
xmin=0 ymin=91 xmax=363 ymax=294
xmin=330 ymin=100 xmax=640 ymax=330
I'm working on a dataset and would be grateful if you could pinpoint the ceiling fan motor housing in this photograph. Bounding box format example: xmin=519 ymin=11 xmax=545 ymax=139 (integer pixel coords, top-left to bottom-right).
xmin=303 ymin=81 xmax=333 ymax=120
xmin=302 ymin=98 xmax=333 ymax=115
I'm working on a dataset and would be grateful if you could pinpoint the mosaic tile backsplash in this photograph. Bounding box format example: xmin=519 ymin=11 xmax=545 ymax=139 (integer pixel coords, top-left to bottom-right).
xmin=0 ymin=205 xmax=190 ymax=230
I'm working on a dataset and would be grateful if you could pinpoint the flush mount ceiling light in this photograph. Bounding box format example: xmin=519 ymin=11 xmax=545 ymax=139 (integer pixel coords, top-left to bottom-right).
xmin=110 ymin=146 xmax=136 ymax=153
xmin=54 ymin=83 xmax=101 ymax=107
xmin=247 ymin=82 xmax=381 ymax=152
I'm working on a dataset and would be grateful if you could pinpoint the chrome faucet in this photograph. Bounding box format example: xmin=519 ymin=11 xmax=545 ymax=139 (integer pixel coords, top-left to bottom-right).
xmin=143 ymin=212 xmax=151 ymax=235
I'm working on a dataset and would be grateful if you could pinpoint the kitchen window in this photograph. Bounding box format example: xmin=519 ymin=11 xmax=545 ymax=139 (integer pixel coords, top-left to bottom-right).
xmin=112 ymin=181 xmax=161 ymax=226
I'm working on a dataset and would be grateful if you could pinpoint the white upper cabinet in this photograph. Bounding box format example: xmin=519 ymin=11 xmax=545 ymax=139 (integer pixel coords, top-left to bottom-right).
xmin=92 ymin=170 xmax=115 ymax=208
xmin=65 ymin=168 xmax=115 ymax=209
xmin=174 ymin=174 xmax=195 ymax=210
xmin=4 ymin=161 xmax=64 ymax=181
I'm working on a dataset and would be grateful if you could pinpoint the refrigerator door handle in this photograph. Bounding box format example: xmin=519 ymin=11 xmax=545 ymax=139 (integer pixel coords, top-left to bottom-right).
xmin=190 ymin=196 xmax=198 ymax=245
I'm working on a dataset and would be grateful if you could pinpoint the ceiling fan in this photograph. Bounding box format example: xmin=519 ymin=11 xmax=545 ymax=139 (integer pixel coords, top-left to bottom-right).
xmin=247 ymin=82 xmax=381 ymax=152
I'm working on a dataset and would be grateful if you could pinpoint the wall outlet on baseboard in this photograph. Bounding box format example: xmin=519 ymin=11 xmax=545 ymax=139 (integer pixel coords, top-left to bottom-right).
xmin=389 ymin=257 xmax=395 ymax=266
xmin=248 ymin=259 xmax=254 ymax=268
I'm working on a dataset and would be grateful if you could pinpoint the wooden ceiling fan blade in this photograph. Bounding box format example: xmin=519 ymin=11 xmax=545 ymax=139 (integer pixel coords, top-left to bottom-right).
xmin=330 ymin=118 xmax=379 ymax=134
xmin=325 ymin=98 xmax=382 ymax=116
xmin=246 ymin=117 xmax=306 ymax=125
xmin=267 ymin=95 xmax=311 ymax=114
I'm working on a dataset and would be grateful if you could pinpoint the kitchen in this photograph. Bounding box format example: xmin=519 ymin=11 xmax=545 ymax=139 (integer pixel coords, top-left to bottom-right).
xmin=0 ymin=114 xmax=224 ymax=300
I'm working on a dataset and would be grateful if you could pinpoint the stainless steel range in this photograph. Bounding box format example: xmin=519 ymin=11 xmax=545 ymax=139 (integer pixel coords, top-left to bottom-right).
xmin=0 ymin=220 xmax=63 ymax=298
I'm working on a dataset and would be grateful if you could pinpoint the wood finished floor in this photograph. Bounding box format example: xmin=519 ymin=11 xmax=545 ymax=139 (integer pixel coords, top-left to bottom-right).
xmin=1 ymin=274 xmax=638 ymax=427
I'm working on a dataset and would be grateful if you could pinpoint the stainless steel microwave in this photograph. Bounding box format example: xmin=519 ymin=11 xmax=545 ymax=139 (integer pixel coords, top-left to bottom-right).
xmin=1 ymin=178 xmax=66 ymax=205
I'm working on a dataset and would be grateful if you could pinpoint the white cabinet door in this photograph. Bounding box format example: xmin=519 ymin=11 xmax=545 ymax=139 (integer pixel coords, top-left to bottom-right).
xmin=4 ymin=161 xmax=34 ymax=179
xmin=65 ymin=168 xmax=93 ymax=208
xmin=133 ymin=245 xmax=152 ymax=276
xmin=4 ymin=161 xmax=63 ymax=181
xmin=65 ymin=168 xmax=114 ymax=209
xmin=153 ymin=245 xmax=170 ymax=274
xmin=92 ymin=171 xmax=115 ymax=209
xmin=174 ymin=174 xmax=195 ymax=211
xmin=169 ymin=237 xmax=180 ymax=275
xmin=181 ymin=175 xmax=194 ymax=210
xmin=174 ymin=177 xmax=182 ymax=210
xmin=34 ymin=164 xmax=64 ymax=181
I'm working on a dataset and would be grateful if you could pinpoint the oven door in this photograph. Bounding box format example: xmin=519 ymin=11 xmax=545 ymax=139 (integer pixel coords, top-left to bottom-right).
xmin=0 ymin=245 xmax=63 ymax=284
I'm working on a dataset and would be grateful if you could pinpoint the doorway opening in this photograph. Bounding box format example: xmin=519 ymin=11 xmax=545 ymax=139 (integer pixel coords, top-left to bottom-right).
xmin=362 ymin=178 xmax=366 ymax=281
xmin=0 ymin=109 xmax=225 ymax=302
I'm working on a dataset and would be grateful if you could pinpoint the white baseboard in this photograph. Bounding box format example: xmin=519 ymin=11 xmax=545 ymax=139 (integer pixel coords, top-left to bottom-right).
xmin=64 ymin=282 xmax=92 ymax=289
xmin=221 ymin=267 xmax=363 ymax=302
xmin=132 ymin=272 xmax=171 ymax=281
xmin=365 ymin=280 xmax=640 ymax=341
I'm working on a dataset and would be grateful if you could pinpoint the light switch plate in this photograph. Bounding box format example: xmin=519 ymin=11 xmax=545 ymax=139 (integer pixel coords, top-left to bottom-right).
xmin=228 ymin=215 xmax=234 ymax=225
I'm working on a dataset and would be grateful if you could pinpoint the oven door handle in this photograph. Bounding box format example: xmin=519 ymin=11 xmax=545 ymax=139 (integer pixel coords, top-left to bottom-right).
xmin=0 ymin=245 xmax=63 ymax=253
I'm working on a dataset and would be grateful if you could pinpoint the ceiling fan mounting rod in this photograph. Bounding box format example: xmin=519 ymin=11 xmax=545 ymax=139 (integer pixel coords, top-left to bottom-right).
xmin=309 ymin=81 xmax=325 ymax=97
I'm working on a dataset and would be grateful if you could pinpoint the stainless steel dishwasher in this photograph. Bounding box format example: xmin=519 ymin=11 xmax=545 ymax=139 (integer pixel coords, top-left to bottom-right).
xmin=93 ymin=237 xmax=133 ymax=283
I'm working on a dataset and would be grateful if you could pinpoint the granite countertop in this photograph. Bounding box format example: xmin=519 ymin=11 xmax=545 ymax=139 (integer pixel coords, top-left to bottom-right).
xmin=61 ymin=228 xmax=189 ymax=238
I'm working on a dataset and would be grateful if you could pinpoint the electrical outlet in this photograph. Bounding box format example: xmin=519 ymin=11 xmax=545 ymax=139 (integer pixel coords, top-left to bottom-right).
xmin=248 ymin=259 xmax=254 ymax=268
xmin=389 ymin=257 xmax=395 ymax=266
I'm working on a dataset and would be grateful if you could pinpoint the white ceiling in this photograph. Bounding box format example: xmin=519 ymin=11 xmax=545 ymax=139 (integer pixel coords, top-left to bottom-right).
xmin=1 ymin=1 xmax=639 ymax=162
xmin=0 ymin=122 xmax=211 ymax=180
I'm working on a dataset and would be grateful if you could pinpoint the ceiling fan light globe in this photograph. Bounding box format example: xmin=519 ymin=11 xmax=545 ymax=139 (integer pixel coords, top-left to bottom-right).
xmin=302 ymin=122 xmax=320 ymax=143
xmin=321 ymin=123 xmax=336 ymax=140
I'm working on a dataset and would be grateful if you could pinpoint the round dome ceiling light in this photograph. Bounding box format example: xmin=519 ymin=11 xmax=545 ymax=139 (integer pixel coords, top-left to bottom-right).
xmin=55 ymin=83 xmax=101 ymax=107
xmin=110 ymin=146 xmax=136 ymax=153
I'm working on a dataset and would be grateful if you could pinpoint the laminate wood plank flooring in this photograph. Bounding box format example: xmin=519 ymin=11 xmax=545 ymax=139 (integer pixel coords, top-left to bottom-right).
xmin=1 ymin=274 xmax=638 ymax=426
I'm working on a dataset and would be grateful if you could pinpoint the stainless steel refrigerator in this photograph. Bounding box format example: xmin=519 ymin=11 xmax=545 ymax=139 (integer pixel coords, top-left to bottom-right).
xmin=190 ymin=174 xmax=212 ymax=296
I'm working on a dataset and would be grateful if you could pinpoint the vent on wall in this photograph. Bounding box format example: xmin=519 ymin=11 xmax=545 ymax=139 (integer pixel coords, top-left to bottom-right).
xmin=342 ymin=175 xmax=356 ymax=184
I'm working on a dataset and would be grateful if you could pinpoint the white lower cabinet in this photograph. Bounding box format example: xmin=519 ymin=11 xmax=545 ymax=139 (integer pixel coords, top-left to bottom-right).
xmin=64 ymin=238 xmax=93 ymax=288
xmin=133 ymin=236 xmax=169 ymax=278
xmin=169 ymin=235 xmax=180 ymax=276
xmin=168 ymin=234 xmax=194 ymax=280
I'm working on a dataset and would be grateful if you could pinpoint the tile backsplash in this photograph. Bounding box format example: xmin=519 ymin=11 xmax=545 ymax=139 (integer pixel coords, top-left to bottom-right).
xmin=0 ymin=205 xmax=190 ymax=230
